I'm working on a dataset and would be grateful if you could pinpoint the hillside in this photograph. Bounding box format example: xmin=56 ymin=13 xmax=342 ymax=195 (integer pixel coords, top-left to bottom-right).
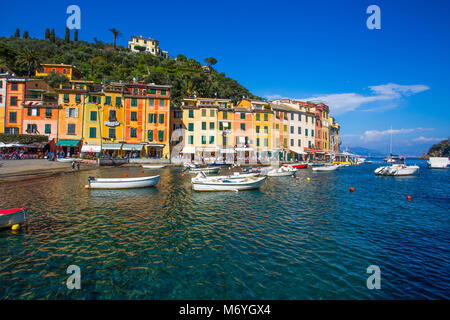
xmin=0 ymin=35 xmax=259 ymax=106
xmin=427 ymin=138 xmax=450 ymax=157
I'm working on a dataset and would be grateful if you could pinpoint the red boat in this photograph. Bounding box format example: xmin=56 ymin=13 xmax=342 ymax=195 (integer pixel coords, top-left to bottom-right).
xmin=283 ymin=164 xmax=307 ymax=169
xmin=0 ymin=208 xmax=26 ymax=229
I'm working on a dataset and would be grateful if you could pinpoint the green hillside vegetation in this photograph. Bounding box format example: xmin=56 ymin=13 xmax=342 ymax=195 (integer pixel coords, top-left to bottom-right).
xmin=427 ymin=138 xmax=450 ymax=157
xmin=0 ymin=31 xmax=260 ymax=106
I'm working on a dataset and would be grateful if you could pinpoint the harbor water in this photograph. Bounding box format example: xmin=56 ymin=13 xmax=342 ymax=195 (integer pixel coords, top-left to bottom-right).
xmin=0 ymin=160 xmax=449 ymax=299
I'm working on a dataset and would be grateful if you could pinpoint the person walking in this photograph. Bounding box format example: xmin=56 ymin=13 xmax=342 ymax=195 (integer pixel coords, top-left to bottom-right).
xmin=77 ymin=162 xmax=80 ymax=171
xmin=71 ymin=161 xmax=75 ymax=171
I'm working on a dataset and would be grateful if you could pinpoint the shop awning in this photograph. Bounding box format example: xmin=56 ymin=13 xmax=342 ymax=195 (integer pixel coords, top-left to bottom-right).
xmin=315 ymin=151 xmax=325 ymax=154
xmin=181 ymin=146 xmax=196 ymax=154
xmin=198 ymin=147 xmax=219 ymax=152
xmin=56 ymin=140 xmax=80 ymax=147
xmin=289 ymin=148 xmax=307 ymax=155
xmin=235 ymin=147 xmax=254 ymax=152
xmin=102 ymin=143 xmax=123 ymax=150
xmin=147 ymin=144 xmax=165 ymax=148
xmin=81 ymin=145 xmax=101 ymax=153
xmin=122 ymin=143 xmax=144 ymax=151
xmin=220 ymin=148 xmax=235 ymax=154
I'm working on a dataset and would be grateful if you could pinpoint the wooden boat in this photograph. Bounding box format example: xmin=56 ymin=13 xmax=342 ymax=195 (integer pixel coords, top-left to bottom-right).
xmin=191 ymin=172 xmax=266 ymax=191
xmin=266 ymin=166 xmax=297 ymax=177
xmin=0 ymin=208 xmax=26 ymax=229
xmin=142 ymin=165 xmax=166 ymax=169
xmin=283 ymin=164 xmax=307 ymax=169
xmin=86 ymin=175 xmax=160 ymax=189
xmin=312 ymin=164 xmax=339 ymax=172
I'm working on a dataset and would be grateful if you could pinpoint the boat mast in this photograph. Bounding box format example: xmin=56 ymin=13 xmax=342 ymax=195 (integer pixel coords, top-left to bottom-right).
xmin=389 ymin=125 xmax=393 ymax=156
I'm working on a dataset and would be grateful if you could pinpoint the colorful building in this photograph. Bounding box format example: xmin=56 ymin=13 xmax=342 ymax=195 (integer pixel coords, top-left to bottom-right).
xmin=292 ymin=100 xmax=317 ymax=160
xmin=232 ymin=104 xmax=254 ymax=163
xmin=22 ymin=79 xmax=60 ymax=151
xmin=0 ymin=72 xmax=8 ymax=133
xmin=101 ymin=83 xmax=125 ymax=155
xmin=36 ymin=63 xmax=82 ymax=81
xmin=128 ymin=36 xmax=169 ymax=58
xmin=4 ymin=77 xmax=26 ymax=134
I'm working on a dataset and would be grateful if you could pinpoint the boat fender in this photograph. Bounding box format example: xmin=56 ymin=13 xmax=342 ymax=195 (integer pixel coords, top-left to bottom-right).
xmin=88 ymin=176 xmax=95 ymax=181
xmin=11 ymin=224 xmax=20 ymax=231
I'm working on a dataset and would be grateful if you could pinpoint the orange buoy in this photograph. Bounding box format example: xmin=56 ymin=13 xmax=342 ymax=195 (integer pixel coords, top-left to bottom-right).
xmin=349 ymin=187 xmax=355 ymax=192
xmin=296 ymin=177 xmax=300 ymax=180
xmin=141 ymin=170 xmax=144 ymax=173
xmin=407 ymin=195 xmax=412 ymax=201
xmin=123 ymin=174 xmax=128 ymax=177
xmin=181 ymin=174 xmax=185 ymax=177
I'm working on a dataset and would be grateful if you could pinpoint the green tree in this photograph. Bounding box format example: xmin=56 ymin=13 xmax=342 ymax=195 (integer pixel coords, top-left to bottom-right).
xmin=109 ymin=28 xmax=121 ymax=48
xmin=23 ymin=31 xmax=29 ymax=39
xmin=74 ymin=30 xmax=78 ymax=41
xmin=50 ymin=29 xmax=56 ymax=43
xmin=18 ymin=49 xmax=41 ymax=76
xmin=45 ymin=28 xmax=50 ymax=40
xmin=204 ymin=57 xmax=218 ymax=67
xmin=14 ymin=29 xmax=20 ymax=38
xmin=65 ymin=27 xmax=70 ymax=42
xmin=45 ymin=71 xmax=69 ymax=89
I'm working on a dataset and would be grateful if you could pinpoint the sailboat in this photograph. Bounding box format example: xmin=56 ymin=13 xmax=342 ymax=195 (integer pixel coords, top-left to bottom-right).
xmin=375 ymin=126 xmax=419 ymax=176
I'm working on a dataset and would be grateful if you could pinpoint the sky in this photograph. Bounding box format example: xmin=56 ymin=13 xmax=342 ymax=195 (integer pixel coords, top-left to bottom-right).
xmin=1 ymin=0 xmax=449 ymax=155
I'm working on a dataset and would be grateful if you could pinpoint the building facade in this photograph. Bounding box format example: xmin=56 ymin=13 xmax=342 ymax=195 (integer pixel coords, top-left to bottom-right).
xmin=128 ymin=36 xmax=169 ymax=58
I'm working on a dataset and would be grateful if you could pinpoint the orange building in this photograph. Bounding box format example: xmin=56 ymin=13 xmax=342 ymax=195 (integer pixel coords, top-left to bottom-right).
xmin=4 ymin=78 xmax=26 ymax=134
xmin=123 ymin=83 xmax=171 ymax=158
xmin=22 ymin=80 xmax=60 ymax=151
xmin=36 ymin=64 xmax=82 ymax=81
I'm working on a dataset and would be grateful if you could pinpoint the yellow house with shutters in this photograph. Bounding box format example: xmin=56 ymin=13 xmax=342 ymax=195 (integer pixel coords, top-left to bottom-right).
xmin=82 ymin=91 xmax=104 ymax=154
xmin=101 ymin=84 xmax=125 ymax=155
xmin=237 ymin=99 xmax=272 ymax=158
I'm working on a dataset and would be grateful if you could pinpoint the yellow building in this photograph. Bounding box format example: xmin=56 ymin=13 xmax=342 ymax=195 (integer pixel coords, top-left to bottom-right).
xmin=101 ymin=84 xmax=125 ymax=155
xmin=36 ymin=64 xmax=82 ymax=81
xmin=81 ymin=91 xmax=104 ymax=154
xmin=237 ymin=99 xmax=272 ymax=159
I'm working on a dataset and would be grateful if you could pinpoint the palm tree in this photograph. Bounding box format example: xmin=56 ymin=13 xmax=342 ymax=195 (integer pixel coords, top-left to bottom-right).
xmin=109 ymin=28 xmax=121 ymax=48
xmin=18 ymin=49 xmax=41 ymax=77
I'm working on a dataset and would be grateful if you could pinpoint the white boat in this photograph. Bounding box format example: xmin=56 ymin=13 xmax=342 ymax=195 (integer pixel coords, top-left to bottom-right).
xmin=142 ymin=165 xmax=166 ymax=169
xmin=56 ymin=157 xmax=80 ymax=163
xmin=0 ymin=208 xmax=26 ymax=229
xmin=191 ymin=172 xmax=266 ymax=191
xmin=312 ymin=164 xmax=339 ymax=171
xmin=86 ymin=175 xmax=160 ymax=189
xmin=265 ymin=166 xmax=297 ymax=177
xmin=427 ymin=157 xmax=449 ymax=169
xmin=374 ymin=164 xmax=419 ymax=176
xmin=184 ymin=166 xmax=220 ymax=174
xmin=214 ymin=172 xmax=260 ymax=179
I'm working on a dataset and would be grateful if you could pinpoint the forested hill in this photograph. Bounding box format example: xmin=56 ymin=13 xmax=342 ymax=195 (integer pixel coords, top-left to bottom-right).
xmin=427 ymin=138 xmax=450 ymax=157
xmin=0 ymin=34 xmax=259 ymax=105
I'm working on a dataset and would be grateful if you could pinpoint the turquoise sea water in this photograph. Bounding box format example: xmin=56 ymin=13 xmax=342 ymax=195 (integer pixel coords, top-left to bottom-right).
xmin=0 ymin=160 xmax=449 ymax=299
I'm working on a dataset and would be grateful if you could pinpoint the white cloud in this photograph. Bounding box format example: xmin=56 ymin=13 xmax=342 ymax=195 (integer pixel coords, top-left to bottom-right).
xmin=360 ymin=127 xmax=434 ymax=142
xmin=412 ymin=136 xmax=447 ymax=143
xmin=299 ymin=83 xmax=429 ymax=115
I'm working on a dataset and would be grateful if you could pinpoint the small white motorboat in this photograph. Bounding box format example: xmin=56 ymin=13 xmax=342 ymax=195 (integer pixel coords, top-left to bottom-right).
xmin=0 ymin=208 xmax=26 ymax=229
xmin=56 ymin=157 xmax=80 ymax=163
xmin=214 ymin=172 xmax=260 ymax=180
xmin=312 ymin=164 xmax=339 ymax=172
xmin=191 ymin=172 xmax=266 ymax=191
xmin=184 ymin=166 xmax=220 ymax=174
xmin=142 ymin=165 xmax=166 ymax=169
xmin=265 ymin=166 xmax=297 ymax=177
xmin=427 ymin=157 xmax=449 ymax=169
xmin=86 ymin=175 xmax=160 ymax=189
xmin=374 ymin=164 xmax=419 ymax=176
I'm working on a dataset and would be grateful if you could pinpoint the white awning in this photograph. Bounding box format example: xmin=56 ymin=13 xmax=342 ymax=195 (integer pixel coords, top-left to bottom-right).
xmin=289 ymin=148 xmax=307 ymax=155
xmin=122 ymin=143 xmax=144 ymax=151
xmin=102 ymin=143 xmax=123 ymax=150
xmin=182 ymin=146 xmax=196 ymax=153
xmin=220 ymin=148 xmax=235 ymax=154
xmin=147 ymin=144 xmax=165 ymax=148
xmin=315 ymin=151 xmax=325 ymax=154
xmin=81 ymin=145 xmax=101 ymax=153
xmin=199 ymin=147 xmax=219 ymax=152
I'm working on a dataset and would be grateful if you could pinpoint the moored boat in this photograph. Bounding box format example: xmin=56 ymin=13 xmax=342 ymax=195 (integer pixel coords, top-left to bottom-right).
xmin=191 ymin=172 xmax=266 ymax=191
xmin=56 ymin=157 xmax=80 ymax=163
xmin=86 ymin=175 xmax=160 ymax=189
xmin=427 ymin=157 xmax=449 ymax=169
xmin=283 ymin=164 xmax=307 ymax=169
xmin=374 ymin=164 xmax=419 ymax=176
xmin=265 ymin=166 xmax=297 ymax=177
xmin=184 ymin=165 xmax=220 ymax=174
xmin=0 ymin=208 xmax=26 ymax=229
xmin=312 ymin=164 xmax=339 ymax=171
xmin=142 ymin=165 xmax=166 ymax=169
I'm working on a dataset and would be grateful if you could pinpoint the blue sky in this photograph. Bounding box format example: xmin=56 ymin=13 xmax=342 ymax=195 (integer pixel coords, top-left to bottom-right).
xmin=1 ymin=0 xmax=449 ymax=155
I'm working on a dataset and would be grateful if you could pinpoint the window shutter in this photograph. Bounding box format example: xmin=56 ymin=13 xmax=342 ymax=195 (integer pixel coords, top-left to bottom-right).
xmin=66 ymin=108 xmax=70 ymax=117
xmin=74 ymin=108 xmax=79 ymax=118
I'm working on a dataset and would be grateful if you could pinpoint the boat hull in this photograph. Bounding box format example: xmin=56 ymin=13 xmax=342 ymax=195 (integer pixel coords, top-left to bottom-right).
xmin=142 ymin=165 xmax=166 ymax=169
xmin=192 ymin=177 xmax=266 ymax=191
xmin=283 ymin=164 xmax=307 ymax=169
xmin=186 ymin=167 xmax=220 ymax=174
xmin=312 ymin=165 xmax=339 ymax=171
xmin=0 ymin=208 xmax=26 ymax=228
xmin=374 ymin=165 xmax=419 ymax=176
xmin=88 ymin=175 xmax=160 ymax=189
